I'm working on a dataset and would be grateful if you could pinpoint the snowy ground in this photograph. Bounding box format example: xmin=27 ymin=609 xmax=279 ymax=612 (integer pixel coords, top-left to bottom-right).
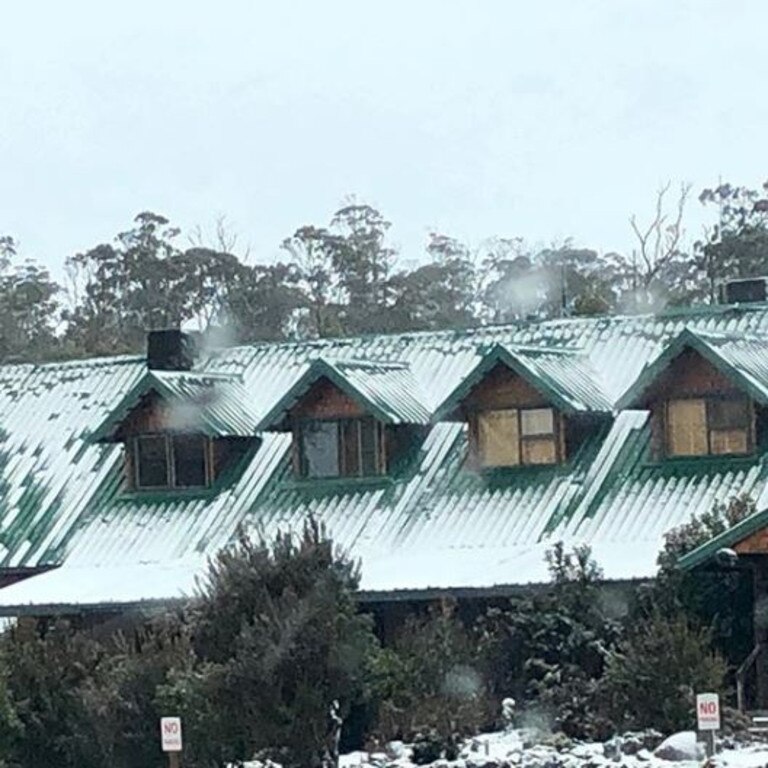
xmin=338 ymin=728 xmax=768 ymax=768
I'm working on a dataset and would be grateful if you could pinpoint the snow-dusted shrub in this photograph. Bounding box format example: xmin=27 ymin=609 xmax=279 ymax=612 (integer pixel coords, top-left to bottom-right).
xmin=368 ymin=603 xmax=491 ymax=755
xmin=599 ymin=612 xmax=727 ymax=733
xmin=475 ymin=543 xmax=618 ymax=740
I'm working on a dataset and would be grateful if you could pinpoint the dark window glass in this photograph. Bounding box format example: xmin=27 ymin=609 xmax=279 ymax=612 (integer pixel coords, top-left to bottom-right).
xmin=173 ymin=434 xmax=208 ymax=488
xmin=707 ymin=398 xmax=749 ymax=429
xmin=360 ymin=419 xmax=379 ymax=475
xmin=301 ymin=421 xmax=340 ymax=477
xmin=135 ymin=435 xmax=169 ymax=488
xmin=298 ymin=419 xmax=385 ymax=478
xmin=340 ymin=420 xmax=360 ymax=476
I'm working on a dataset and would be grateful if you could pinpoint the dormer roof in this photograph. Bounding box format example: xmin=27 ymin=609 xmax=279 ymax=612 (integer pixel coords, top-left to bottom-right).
xmin=617 ymin=328 xmax=768 ymax=410
xmin=92 ymin=369 xmax=259 ymax=441
xmin=433 ymin=342 xmax=613 ymax=420
xmin=255 ymin=356 xmax=431 ymax=431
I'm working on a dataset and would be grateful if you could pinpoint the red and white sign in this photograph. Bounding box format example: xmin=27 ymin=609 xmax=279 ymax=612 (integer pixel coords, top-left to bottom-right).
xmin=160 ymin=717 xmax=183 ymax=752
xmin=696 ymin=693 xmax=721 ymax=731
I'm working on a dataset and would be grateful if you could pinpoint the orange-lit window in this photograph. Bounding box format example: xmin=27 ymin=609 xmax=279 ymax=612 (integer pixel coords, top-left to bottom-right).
xmin=476 ymin=407 xmax=558 ymax=467
xmin=666 ymin=398 xmax=750 ymax=457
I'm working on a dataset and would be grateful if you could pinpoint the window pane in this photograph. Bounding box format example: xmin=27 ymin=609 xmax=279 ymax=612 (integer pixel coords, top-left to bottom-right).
xmin=710 ymin=428 xmax=749 ymax=455
xmin=135 ymin=435 xmax=169 ymax=488
xmin=340 ymin=420 xmax=361 ymax=476
xmin=520 ymin=408 xmax=554 ymax=436
xmin=360 ymin=419 xmax=379 ymax=476
xmin=522 ymin=437 xmax=557 ymax=465
xmin=478 ymin=410 xmax=520 ymax=467
xmin=301 ymin=422 xmax=339 ymax=477
xmin=708 ymin=399 xmax=749 ymax=429
xmin=667 ymin=399 xmax=707 ymax=456
xmin=173 ymin=435 xmax=208 ymax=488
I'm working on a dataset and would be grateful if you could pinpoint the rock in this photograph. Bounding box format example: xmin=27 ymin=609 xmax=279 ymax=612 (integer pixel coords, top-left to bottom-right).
xmin=385 ymin=741 xmax=406 ymax=759
xmin=654 ymin=731 xmax=705 ymax=762
xmin=603 ymin=738 xmax=623 ymax=760
xmin=621 ymin=736 xmax=642 ymax=756
xmin=636 ymin=749 xmax=652 ymax=761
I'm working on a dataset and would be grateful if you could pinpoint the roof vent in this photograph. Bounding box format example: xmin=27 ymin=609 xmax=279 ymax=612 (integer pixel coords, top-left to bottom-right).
xmin=146 ymin=329 xmax=196 ymax=371
xmin=719 ymin=277 xmax=768 ymax=305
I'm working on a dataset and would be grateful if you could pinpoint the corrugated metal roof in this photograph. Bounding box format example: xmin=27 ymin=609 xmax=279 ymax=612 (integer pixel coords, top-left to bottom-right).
xmin=618 ymin=328 xmax=768 ymax=408
xmin=3 ymin=304 xmax=768 ymax=606
xmin=256 ymin=356 xmax=431 ymax=428
xmin=92 ymin=369 xmax=260 ymax=439
xmin=434 ymin=343 xmax=612 ymax=419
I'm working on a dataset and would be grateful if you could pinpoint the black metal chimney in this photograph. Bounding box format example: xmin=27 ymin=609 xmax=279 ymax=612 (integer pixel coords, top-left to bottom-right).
xmin=146 ymin=329 xmax=196 ymax=371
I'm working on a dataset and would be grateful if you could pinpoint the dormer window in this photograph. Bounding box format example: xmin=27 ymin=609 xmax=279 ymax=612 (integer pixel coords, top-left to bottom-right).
xmin=133 ymin=434 xmax=212 ymax=489
xmin=617 ymin=329 xmax=767 ymax=461
xmin=666 ymin=397 xmax=751 ymax=457
xmin=476 ymin=407 xmax=558 ymax=467
xmin=298 ymin=417 xmax=384 ymax=478
xmin=434 ymin=344 xmax=611 ymax=472
xmin=254 ymin=357 xmax=431 ymax=482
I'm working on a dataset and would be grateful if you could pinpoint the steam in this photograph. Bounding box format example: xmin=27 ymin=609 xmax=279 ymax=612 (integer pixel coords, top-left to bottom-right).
xmin=441 ymin=664 xmax=483 ymax=699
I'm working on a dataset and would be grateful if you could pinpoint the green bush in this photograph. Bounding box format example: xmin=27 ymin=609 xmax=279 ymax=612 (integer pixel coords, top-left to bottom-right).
xmin=368 ymin=603 xmax=489 ymax=753
xmin=0 ymin=615 xmax=191 ymax=768
xmin=475 ymin=543 xmax=618 ymax=739
xmin=599 ymin=611 xmax=727 ymax=733
xmin=159 ymin=520 xmax=379 ymax=768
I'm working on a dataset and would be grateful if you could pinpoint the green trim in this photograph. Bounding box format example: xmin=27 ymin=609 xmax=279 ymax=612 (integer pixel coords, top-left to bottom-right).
xmin=432 ymin=343 xmax=610 ymax=422
xmin=92 ymin=370 xmax=258 ymax=442
xmin=677 ymin=507 xmax=768 ymax=571
xmin=617 ymin=328 xmax=768 ymax=410
xmin=281 ymin=474 xmax=394 ymax=494
xmin=256 ymin=358 xmax=426 ymax=431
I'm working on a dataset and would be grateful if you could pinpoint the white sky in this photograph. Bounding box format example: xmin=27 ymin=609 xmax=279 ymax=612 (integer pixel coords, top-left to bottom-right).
xmin=1 ymin=0 xmax=767 ymax=276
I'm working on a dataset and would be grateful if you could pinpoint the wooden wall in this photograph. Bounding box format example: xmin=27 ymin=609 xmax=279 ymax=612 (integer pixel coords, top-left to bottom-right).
xmin=289 ymin=377 xmax=365 ymax=421
xmin=462 ymin=363 xmax=549 ymax=411
xmin=644 ymin=349 xmax=752 ymax=459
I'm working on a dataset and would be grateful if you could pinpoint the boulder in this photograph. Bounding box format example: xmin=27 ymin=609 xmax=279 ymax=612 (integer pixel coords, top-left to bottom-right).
xmin=654 ymin=732 xmax=705 ymax=762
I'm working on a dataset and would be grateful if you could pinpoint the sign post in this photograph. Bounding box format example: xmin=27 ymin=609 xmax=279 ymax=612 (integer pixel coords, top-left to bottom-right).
xmin=696 ymin=693 xmax=720 ymax=757
xmin=161 ymin=716 xmax=183 ymax=768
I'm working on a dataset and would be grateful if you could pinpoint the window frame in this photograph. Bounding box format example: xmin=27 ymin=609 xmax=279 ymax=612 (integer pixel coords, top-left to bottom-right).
xmin=131 ymin=433 xmax=213 ymax=490
xmin=473 ymin=406 xmax=560 ymax=468
xmin=664 ymin=395 xmax=753 ymax=458
xmin=295 ymin=416 xmax=386 ymax=479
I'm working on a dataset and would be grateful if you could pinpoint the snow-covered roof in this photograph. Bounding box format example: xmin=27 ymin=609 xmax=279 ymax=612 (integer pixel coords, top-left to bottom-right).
xmin=3 ymin=303 xmax=768 ymax=611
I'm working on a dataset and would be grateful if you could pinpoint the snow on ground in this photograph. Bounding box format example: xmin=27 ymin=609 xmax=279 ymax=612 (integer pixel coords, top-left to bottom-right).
xmin=338 ymin=729 xmax=768 ymax=768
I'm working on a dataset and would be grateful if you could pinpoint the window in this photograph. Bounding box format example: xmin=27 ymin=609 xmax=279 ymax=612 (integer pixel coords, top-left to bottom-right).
xmin=132 ymin=434 xmax=212 ymax=489
xmin=298 ymin=418 xmax=384 ymax=478
xmin=476 ymin=407 xmax=558 ymax=468
xmin=666 ymin=397 xmax=751 ymax=457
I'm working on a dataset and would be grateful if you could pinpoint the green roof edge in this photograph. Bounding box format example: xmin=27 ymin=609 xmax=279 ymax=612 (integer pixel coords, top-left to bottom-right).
xmin=677 ymin=507 xmax=768 ymax=570
xmin=432 ymin=343 xmax=604 ymax=422
xmin=617 ymin=328 xmax=768 ymax=410
xmin=255 ymin=358 xmax=399 ymax=431
xmin=91 ymin=370 xmax=251 ymax=441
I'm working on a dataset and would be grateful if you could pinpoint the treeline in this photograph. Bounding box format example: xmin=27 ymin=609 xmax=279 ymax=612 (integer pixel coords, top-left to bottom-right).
xmin=3 ymin=180 xmax=768 ymax=362
xmin=0 ymin=499 xmax=750 ymax=768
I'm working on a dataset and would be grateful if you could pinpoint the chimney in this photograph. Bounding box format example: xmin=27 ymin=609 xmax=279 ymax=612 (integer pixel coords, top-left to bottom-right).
xmin=146 ymin=329 xmax=196 ymax=371
xmin=719 ymin=278 xmax=768 ymax=305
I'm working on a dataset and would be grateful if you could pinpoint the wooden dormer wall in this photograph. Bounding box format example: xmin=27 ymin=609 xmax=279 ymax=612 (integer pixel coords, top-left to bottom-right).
xmin=461 ymin=363 xmax=549 ymax=412
xmin=644 ymin=348 xmax=753 ymax=459
xmin=115 ymin=392 xmax=170 ymax=439
xmin=460 ymin=363 xmax=567 ymax=466
xmin=289 ymin=377 xmax=365 ymax=421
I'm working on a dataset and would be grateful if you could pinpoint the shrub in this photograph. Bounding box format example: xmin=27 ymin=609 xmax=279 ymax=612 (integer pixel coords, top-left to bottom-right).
xmin=159 ymin=520 xmax=379 ymax=768
xmin=368 ymin=603 xmax=489 ymax=754
xmin=475 ymin=543 xmax=618 ymax=739
xmin=599 ymin=611 xmax=727 ymax=733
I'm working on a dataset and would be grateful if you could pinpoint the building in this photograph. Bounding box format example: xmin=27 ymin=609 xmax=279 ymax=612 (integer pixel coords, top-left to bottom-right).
xmin=0 ymin=299 xmax=768 ymax=646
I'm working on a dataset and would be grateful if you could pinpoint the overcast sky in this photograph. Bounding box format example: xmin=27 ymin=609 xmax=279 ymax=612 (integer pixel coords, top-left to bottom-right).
xmin=2 ymin=0 xmax=767 ymax=276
